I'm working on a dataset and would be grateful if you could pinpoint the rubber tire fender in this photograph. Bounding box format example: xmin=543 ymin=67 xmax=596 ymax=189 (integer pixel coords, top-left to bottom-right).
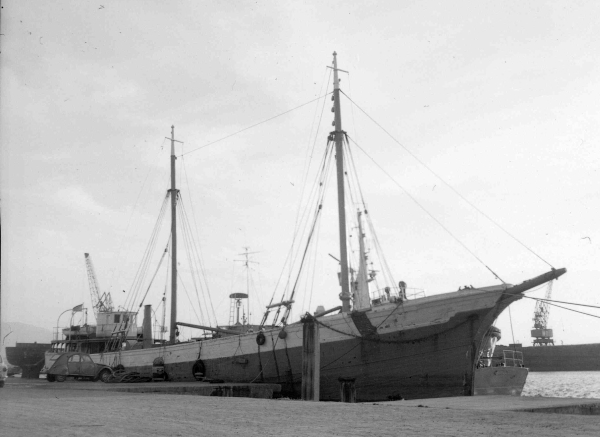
xmin=192 ymin=360 xmax=206 ymax=381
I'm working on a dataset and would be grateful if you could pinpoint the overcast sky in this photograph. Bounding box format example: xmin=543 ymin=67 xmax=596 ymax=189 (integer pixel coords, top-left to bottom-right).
xmin=2 ymin=0 xmax=599 ymax=346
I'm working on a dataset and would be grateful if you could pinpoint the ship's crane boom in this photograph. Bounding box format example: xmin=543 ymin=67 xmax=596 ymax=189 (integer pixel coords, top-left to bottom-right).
xmin=531 ymin=280 xmax=554 ymax=346
xmin=84 ymin=253 xmax=113 ymax=315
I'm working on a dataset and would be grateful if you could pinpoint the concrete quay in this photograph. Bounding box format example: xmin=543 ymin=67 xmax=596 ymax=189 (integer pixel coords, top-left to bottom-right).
xmin=1 ymin=378 xmax=599 ymax=437
xmin=54 ymin=379 xmax=280 ymax=398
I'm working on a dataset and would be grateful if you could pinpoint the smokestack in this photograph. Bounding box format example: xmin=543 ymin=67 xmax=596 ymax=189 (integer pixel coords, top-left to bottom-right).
xmin=142 ymin=304 xmax=153 ymax=348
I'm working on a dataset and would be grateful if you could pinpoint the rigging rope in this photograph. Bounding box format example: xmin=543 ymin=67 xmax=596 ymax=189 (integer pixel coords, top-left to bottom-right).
xmin=178 ymin=200 xmax=212 ymax=326
xmin=137 ymin=245 xmax=169 ymax=309
xmin=340 ymin=90 xmax=555 ymax=270
xmin=263 ymin=137 xmax=336 ymax=326
xmin=280 ymin=139 xmax=336 ymax=324
xmin=180 ymin=92 xmax=333 ymax=157
xmin=343 ymin=138 xmax=398 ymax=292
xmin=124 ymin=193 xmax=170 ymax=312
xmin=538 ymin=300 xmax=600 ymax=320
xmin=109 ymin=138 xmax=167 ymax=296
xmin=181 ymin=155 xmax=218 ymax=324
xmin=501 ymin=290 xmax=600 ymax=319
xmin=523 ymin=296 xmax=600 ymax=310
xmin=346 ymin=134 xmax=504 ymax=284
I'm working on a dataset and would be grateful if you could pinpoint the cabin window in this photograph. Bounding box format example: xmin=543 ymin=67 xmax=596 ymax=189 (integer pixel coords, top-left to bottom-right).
xmin=68 ymin=354 xmax=80 ymax=363
xmin=81 ymin=355 xmax=93 ymax=363
xmin=114 ymin=314 xmax=121 ymax=323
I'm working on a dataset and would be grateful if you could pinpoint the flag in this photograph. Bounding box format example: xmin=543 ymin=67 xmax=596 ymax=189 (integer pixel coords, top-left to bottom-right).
xmin=72 ymin=303 xmax=84 ymax=312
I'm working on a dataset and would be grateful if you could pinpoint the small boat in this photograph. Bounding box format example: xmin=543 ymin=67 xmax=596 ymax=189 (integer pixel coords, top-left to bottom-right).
xmin=474 ymin=326 xmax=528 ymax=396
xmin=46 ymin=53 xmax=565 ymax=401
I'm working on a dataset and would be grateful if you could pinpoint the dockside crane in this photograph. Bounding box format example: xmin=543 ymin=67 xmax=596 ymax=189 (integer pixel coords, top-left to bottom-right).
xmin=531 ymin=280 xmax=554 ymax=346
xmin=84 ymin=253 xmax=114 ymax=317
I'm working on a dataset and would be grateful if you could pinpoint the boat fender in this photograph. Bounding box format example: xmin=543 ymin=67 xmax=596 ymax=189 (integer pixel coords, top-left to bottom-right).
xmin=152 ymin=357 xmax=166 ymax=381
xmin=192 ymin=359 xmax=206 ymax=381
xmin=256 ymin=332 xmax=266 ymax=346
xmin=278 ymin=329 xmax=287 ymax=339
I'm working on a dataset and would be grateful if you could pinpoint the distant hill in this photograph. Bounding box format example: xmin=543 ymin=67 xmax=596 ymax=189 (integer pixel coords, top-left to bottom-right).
xmin=1 ymin=321 xmax=53 ymax=358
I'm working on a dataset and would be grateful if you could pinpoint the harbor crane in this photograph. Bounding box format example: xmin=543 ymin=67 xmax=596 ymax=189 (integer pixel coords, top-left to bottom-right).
xmin=531 ymin=280 xmax=554 ymax=346
xmin=84 ymin=253 xmax=114 ymax=317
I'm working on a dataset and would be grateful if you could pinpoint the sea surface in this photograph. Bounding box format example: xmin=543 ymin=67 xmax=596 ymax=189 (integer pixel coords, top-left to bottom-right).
xmin=522 ymin=371 xmax=600 ymax=398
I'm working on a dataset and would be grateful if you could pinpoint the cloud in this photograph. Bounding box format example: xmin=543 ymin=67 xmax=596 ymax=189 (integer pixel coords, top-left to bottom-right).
xmin=54 ymin=185 xmax=114 ymax=216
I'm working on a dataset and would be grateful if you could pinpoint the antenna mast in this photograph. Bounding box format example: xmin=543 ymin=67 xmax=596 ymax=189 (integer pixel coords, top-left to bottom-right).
xmin=235 ymin=247 xmax=259 ymax=324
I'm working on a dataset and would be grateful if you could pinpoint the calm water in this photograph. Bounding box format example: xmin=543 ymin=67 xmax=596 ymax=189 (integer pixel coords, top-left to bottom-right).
xmin=523 ymin=371 xmax=600 ymax=398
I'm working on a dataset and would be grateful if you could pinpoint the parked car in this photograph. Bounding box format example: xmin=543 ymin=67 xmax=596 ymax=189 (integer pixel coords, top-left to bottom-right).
xmin=46 ymin=352 xmax=113 ymax=383
xmin=0 ymin=355 xmax=8 ymax=388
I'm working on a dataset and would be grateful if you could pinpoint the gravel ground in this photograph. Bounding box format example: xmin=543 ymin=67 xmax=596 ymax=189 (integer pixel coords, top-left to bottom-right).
xmin=1 ymin=378 xmax=599 ymax=437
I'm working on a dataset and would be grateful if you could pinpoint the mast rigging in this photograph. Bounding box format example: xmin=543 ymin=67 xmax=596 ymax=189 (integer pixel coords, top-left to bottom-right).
xmin=168 ymin=126 xmax=181 ymax=344
xmin=331 ymin=51 xmax=352 ymax=313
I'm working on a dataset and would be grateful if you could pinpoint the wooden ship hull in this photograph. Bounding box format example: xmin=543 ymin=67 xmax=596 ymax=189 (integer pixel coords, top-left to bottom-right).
xmin=45 ymin=270 xmax=560 ymax=400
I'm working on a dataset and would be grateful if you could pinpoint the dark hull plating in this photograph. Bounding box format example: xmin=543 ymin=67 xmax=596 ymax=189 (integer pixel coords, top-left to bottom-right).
xmin=208 ymin=309 xmax=488 ymax=400
xmin=6 ymin=343 xmax=51 ymax=378
xmin=99 ymin=308 xmax=495 ymax=401
xmin=497 ymin=343 xmax=600 ymax=372
xmin=47 ymin=269 xmax=566 ymax=401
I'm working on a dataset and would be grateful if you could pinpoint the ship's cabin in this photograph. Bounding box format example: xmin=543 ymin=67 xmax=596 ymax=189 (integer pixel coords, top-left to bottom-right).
xmin=95 ymin=311 xmax=139 ymax=338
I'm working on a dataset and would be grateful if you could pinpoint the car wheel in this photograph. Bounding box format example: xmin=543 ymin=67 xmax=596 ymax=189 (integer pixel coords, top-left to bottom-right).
xmin=46 ymin=374 xmax=56 ymax=382
xmin=55 ymin=375 xmax=66 ymax=382
xmin=99 ymin=369 xmax=112 ymax=383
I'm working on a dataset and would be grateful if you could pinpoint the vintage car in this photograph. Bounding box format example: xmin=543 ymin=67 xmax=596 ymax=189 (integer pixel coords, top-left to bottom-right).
xmin=0 ymin=355 xmax=8 ymax=388
xmin=46 ymin=352 xmax=113 ymax=383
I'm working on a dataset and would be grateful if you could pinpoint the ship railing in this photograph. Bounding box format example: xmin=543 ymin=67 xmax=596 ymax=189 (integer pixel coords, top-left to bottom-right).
xmin=502 ymin=350 xmax=525 ymax=367
xmin=370 ymin=287 xmax=425 ymax=305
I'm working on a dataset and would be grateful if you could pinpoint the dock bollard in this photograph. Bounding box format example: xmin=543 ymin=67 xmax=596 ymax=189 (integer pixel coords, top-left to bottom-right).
xmin=338 ymin=377 xmax=356 ymax=403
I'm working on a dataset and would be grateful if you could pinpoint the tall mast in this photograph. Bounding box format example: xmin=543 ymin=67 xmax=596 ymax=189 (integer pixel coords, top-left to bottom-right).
xmin=169 ymin=125 xmax=179 ymax=344
xmin=332 ymin=52 xmax=352 ymax=313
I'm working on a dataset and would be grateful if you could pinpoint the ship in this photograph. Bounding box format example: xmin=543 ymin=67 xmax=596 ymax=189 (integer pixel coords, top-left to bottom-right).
xmin=473 ymin=326 xmax=528 ymax=396
xmin=494 ymin=343 xmax=600 ymax=372
xmin=45 ymin=53 xmax=565 ymax=401
xmin=6 ymin=342 xmax=51 ymax=378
